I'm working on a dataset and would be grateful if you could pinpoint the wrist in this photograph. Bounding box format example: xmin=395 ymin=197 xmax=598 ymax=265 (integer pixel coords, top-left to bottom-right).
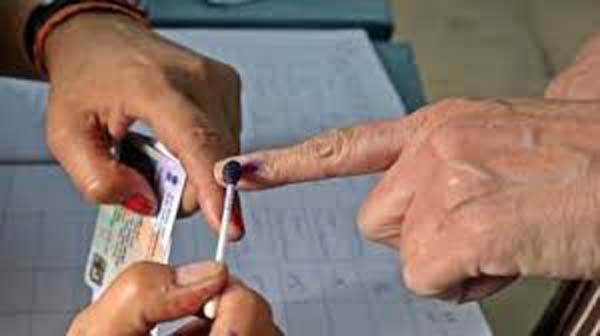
xmin=27 ymin=1 xmax=150 ymax=77
xmin=44 ymin=11 xmax=146 ymax=78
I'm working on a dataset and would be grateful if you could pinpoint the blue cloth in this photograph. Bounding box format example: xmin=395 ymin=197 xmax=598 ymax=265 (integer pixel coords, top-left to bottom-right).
xmin=374 ymin=42 xmax=426 ymax=112
xmin=148 ymin=0 xmax=394 ymax=40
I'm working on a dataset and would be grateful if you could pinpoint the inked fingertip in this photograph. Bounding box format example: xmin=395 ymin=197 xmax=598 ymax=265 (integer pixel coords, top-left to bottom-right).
xmin=242 ymin=161 xmax=261 ymax=174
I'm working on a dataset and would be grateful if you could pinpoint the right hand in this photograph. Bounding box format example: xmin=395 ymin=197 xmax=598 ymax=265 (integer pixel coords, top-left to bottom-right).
xmin=546 ymin=33 xmax=600 ymax=100
xmin=67 ymin=261 xmax=282 ymax=336
xmin=215 ymin=97 xmax=600 ymax=302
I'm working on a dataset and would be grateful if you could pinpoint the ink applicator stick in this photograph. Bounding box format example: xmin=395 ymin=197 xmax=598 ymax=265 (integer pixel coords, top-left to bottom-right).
xmin=203 ymin=160 xmax=243 ymax=319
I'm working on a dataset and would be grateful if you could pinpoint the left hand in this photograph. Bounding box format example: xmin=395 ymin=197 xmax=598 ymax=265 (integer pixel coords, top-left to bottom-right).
xmin=67 ymin=261 xmax=282 ymax=336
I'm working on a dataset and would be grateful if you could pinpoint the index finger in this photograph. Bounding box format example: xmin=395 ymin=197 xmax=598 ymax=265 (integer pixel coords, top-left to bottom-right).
xmin=139 ymin=90 xmax=241 ymax=239
xmin=215 ymin=115 xmax=425 ymax=190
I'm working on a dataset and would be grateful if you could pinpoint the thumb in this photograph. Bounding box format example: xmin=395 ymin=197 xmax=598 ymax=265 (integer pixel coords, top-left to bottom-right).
xmin=94 ymin=262 xmax=227 ymax=335
xmin=214 ymin=117 xmax=423 ymax=190
xmin=47 ymin=107 xmax=156 ymax=214
xmin=142 ymin=262 xmax=228 ymax=324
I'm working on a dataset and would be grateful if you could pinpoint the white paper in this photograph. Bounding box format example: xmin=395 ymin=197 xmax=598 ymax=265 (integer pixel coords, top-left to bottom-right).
xmin=0 ymin=29 xmax=491 ymax=335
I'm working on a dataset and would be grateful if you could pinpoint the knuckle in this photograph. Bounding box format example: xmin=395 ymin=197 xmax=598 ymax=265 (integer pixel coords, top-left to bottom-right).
xmin=187 ymin=57 xmax=209 ymax=78
xmin=447 ymin=203 xmax=476 ymax=230
xmin=446 ymin=201 xmax=496 ymax=246
xmin=357 ymin=203 xmax=380 ymax=242
xmin=356 ymin=186 xmax=406 ymax=247
xmin=178 ymin=186 xmax=201 ymax=218
xmin=46 ymin=123 xmax=68 ymax=155
xmin=118 ymin=262 xmax=159 ymax=294
xmin=82 ymin=182 xmax=110 ymax=203
xmin=241 ymin=289 xmax=273 ymax=318
xmin=437 ymin=97 xmax=481 ymax=112
xmin=402 ymin=262 xmax=431 ymax=296
xmin=45 ymin=105 xmax=72 ymax=154
xmin=127 ymin=60 xmax=172 ymax=98
xmin=304 ymin=128 xmax=351 ymax=176
xmin=141 ymin=72 xmax=172 ymax=99
xmin=185 ymin=127 xmax=224 ymax=151
xmin=223 ymin=64 xmax=242 ymax=91
xmin=111 ymin=262 xmax=174 ymax=320
xmin=419 ymin=97 xmax=481 ymax=130
xmin=129 ymin=51 xmax=164 ymax=75
xmin=122 ymin=262 xmax=152 ymax=281
xmin=81 ymin=168 xmax=120 ymax=203
xmin=202 ymin=58 xmax=242 ymax=92
xmin=174 ymin=124 xmax=225 ymax=161
xmin=443 ymin=163 xmax=498 ymax=214
xmin=357 ymin=218 xmax=377 ymax=242
xmin=449 ymin=197 xmax=485 ymax=224
xmin=544 ymin=80 xmax=564 ymax=98
xmin=429 ymin=122 xmax=469 ymax=159
xmin=178 ymin=188 xmax=200 ymax=218
xmin=262 ymin=155 xmax=286 ymax=183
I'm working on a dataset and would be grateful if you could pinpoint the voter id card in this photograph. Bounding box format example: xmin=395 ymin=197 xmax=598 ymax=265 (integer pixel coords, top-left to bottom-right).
xmin=85 ymin=132 xmax=186 ymax=297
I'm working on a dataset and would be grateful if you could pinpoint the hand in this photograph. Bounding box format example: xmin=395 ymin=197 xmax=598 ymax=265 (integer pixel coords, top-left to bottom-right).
xmin=215 ymin=97 xmax=600 ymax=302
xmin=546 ymin=33 xmax=600 ymax=100
xmin=44 ymin=13 xmax=243 ymax=239
xmin=67 ymin=261 xmax=281 ymax=336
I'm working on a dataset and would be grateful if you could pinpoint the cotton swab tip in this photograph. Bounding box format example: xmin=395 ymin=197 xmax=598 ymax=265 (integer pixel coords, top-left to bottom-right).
xmin=223 ymin=160 xmax=243 ymax=185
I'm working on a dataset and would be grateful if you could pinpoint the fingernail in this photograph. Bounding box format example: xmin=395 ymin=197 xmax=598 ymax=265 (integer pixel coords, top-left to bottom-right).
xmin=232 ymin=207 xmax=245 ymax=235
xmin=234 ymin=192 xmax=245 ymax=231
xmin=124 ymin=195 xmax=156 ymax=216
xmin=229 ymin=193 xmax=245 ymax=239
xmin=228 ymin=220 xmax=243 ymax=241
xmin=175 ymin=262 xmax=225 ymax=286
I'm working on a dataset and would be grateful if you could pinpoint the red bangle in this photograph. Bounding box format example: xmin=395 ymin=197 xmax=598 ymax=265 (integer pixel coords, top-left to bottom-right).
xmin=34 ymin=1 xmax=150 ymax=76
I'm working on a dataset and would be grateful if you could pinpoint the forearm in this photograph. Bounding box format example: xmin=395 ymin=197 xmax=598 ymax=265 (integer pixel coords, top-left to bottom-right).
xmin=0 ymin=0 xmax=42 ymax=79
xmin=546 ymin=32 xmax=600 ymax=100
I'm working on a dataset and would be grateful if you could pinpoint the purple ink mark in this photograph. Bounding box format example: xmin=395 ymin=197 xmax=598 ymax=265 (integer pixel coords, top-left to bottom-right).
xmin=242 ymin=161 xmax=260 ymax=174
